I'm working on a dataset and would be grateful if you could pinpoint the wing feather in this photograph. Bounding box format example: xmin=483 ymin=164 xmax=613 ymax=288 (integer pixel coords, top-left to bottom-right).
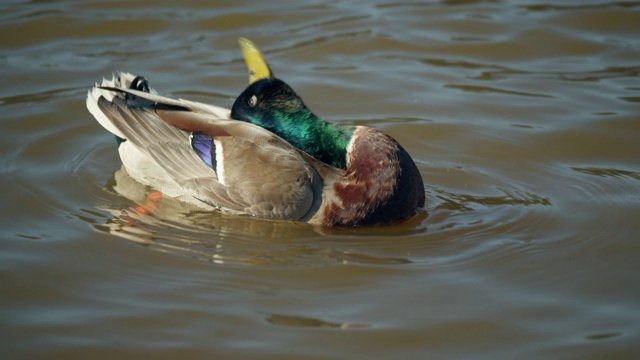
xmin=94 ymin=93 xmax=325 ymax=219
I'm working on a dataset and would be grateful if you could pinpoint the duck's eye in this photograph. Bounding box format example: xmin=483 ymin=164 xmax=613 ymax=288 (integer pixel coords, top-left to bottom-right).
xmin=249 ymin=95 xmax=258 ymax=107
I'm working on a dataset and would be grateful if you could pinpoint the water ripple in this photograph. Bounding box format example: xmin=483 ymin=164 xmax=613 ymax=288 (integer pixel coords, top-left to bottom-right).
xmin=265 ymin=313 xmax=370 ymax=329
xmin=444 ymin=84 xmax=554 ymax=98
xmin=572 ymin=166 xmax=640 ymax=181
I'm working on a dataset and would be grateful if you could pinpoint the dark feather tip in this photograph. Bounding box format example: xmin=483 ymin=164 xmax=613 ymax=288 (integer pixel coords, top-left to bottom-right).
xmin=129 ymin=75 xmax=151 ymax=93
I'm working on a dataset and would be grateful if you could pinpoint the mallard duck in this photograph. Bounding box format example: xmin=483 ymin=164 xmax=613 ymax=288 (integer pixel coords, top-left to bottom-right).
xmin=86 ymin=38 xmax=424 ymax=226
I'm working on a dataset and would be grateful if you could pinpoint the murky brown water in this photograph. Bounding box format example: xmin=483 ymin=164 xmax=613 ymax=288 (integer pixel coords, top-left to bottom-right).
xmin=2 ymin=1 xmax=639 ymax=358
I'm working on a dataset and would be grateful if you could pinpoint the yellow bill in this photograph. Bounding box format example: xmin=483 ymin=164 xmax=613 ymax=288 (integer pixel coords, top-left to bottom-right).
xmin=238 ymin=37 xmax=273 ymax=84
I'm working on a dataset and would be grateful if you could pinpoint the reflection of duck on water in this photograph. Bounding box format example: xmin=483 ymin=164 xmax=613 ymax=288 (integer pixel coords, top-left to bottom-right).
xmin=87 ymin=38 xmax=424 ymax=226
xmin=98 ymin=165 xmax=416 ymax=266
xmin=96 ymin=166 xmax=317 ymax=265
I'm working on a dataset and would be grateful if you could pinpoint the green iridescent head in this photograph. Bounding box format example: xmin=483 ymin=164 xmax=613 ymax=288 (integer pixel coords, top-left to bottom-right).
xmin=233 ymin=37 xmax=354 ymax=168
xmin=231 ymin=78 xmax=353 ymax=169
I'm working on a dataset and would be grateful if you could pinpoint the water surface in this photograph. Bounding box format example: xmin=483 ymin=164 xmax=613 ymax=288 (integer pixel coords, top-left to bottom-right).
xmin=1 ymin=1 xmax=639 ymax=359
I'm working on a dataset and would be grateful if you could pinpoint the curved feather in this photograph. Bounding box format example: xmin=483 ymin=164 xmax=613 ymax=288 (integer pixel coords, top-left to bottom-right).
xmin=92 ymin=80 xmax=333 ymax=220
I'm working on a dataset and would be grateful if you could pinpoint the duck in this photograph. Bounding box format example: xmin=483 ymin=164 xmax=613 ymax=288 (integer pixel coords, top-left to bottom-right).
xmin=86 ymin=38 xmax=425 ymax=226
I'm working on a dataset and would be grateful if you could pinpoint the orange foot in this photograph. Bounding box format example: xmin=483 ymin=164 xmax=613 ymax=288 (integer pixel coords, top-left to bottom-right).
xmin=135 ymin=191 xmax=164 ymax=215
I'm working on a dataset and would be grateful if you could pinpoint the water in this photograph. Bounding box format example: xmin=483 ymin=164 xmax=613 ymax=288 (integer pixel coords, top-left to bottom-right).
xmin=1 ymin=0 xmax=639 ymax=358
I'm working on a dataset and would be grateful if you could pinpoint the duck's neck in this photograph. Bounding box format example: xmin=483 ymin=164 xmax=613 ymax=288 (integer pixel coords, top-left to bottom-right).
xmin=276 ymin=110 xmax=355 ymax=169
